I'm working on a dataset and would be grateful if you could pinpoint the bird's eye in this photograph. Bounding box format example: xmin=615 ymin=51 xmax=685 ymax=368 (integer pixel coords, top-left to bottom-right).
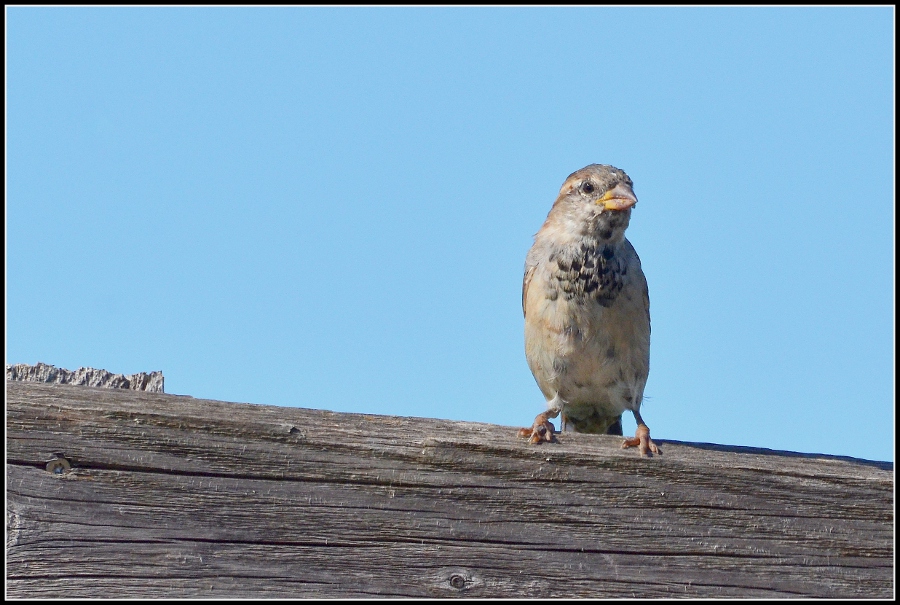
xmin=582 ymin=182 xmax=595 ymax=194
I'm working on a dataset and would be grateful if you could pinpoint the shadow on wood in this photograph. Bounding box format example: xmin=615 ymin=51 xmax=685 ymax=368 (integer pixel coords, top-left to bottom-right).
xmin=6 ymin=382 xmax=893 ymax=598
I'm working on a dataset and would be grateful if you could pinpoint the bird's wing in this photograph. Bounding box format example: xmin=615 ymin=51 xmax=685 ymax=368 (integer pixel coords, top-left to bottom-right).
xmin=642 ymin=274 xmax=651 ymax=329
xmin=625 ymin=239 xmax=651 ymax=330
xmin=522 ymin=264 xmax=535 ymax=318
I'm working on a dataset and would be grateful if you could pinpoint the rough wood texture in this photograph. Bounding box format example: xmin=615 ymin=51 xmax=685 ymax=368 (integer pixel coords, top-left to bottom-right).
xmin=6 ymin=362 xmax=164 ymax=393
xmin=6 ymin=382 xmax=893 ymax=599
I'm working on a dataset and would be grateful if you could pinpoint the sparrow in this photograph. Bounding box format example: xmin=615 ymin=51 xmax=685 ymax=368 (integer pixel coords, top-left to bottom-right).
xmin=518 ymin=164 xmax=659 ymax=457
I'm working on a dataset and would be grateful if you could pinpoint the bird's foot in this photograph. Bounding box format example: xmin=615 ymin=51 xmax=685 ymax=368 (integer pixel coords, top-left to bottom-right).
xmin=518 ymin=411 xmax=557 ymax=444
xmin=622 ymin=423 xmax=661 ymax=457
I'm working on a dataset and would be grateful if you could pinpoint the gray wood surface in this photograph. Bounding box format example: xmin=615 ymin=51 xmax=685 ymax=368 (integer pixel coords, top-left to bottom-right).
xmin=6 ymin=381 xmax=893 ymax=598
xmin=7 ymin=362 xmax=164 ymax=392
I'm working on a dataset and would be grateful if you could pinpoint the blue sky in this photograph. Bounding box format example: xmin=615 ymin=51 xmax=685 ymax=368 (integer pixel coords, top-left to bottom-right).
xmin=6 ymin=7 xmax=894 ymax=462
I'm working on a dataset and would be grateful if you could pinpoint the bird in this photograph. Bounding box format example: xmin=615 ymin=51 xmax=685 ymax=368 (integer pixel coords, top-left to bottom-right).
xmin=518 ymin=164 xmax=659 ymax=457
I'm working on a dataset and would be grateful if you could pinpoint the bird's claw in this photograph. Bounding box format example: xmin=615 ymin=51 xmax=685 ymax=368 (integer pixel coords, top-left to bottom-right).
xmin=622 ymin=423 xmax=661 ymax=457
xmin=518 ymin=414 xmax=557 ymax=444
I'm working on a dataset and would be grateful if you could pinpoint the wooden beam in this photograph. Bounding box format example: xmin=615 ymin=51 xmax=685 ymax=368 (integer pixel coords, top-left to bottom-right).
xmin=6 ymin=382 xmax=893 ymax=598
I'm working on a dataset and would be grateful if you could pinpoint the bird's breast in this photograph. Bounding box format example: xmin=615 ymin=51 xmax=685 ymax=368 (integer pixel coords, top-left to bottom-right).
xmin=524 ymin=240 xmax=649 ymax=408
xmin=547 ymin=241 xmax=627 ymax=308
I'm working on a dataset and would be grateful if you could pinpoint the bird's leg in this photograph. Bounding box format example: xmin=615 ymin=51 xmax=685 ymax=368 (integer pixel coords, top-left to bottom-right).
xmin=518 ymin=399 xmax=561 ymax=444
xmin=518 ymin=409 xmax=558 ymax=443
xmin=622 ymin=410 xmax=661 ymax=457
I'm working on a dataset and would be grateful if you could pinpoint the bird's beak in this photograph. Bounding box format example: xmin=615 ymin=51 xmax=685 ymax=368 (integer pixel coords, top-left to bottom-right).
xmin=597 ymin=183 xmax=638 ymax=211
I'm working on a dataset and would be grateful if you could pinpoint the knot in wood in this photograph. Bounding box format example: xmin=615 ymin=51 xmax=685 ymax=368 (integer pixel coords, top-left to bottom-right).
xmin=45 ymin=456 xmax=71 ymax=475
xmin=449 ymin=574 xmax=467 ymax=590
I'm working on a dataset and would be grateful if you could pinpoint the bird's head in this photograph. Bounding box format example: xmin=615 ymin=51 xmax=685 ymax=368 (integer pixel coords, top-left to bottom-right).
xmin=549 ymin=164 xmax=637 ymax=243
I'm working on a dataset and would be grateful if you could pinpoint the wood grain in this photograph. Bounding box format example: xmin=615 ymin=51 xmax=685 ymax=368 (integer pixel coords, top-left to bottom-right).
xmin=6 ymin=382 xmax=893 ymax=598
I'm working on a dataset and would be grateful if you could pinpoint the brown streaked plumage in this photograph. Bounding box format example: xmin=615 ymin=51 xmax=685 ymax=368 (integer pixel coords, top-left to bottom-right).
xmin=519 ymin=164 xmax=659 ymax=457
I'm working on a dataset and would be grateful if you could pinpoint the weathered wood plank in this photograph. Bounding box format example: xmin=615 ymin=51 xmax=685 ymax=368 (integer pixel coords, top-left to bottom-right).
xmin=6 ymin=362 xmax=164 ymax=392
xmin=6 ymin=382 xmax=893 ymax=598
